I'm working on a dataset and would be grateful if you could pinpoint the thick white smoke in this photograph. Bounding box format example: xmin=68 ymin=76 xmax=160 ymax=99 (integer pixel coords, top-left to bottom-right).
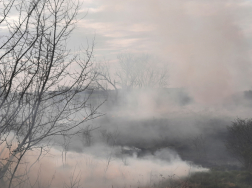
xmin=0 ymin=134 xmax=207 ymax=188
xmin=19 ymin=145 xmax=208 ymax=188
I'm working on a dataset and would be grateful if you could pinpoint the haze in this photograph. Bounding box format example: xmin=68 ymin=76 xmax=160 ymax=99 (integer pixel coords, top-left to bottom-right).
xmin=1 ymin=0 xmax=252 ymax=188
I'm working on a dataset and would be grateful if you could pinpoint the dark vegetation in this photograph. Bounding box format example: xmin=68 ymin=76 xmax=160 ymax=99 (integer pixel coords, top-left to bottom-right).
xmin=151 ymin=170 xmax=252 ymax=188
xmin=226 ymin=119 xmax=252 ymax=171
xmin=87 ymin=90 xmax=252 ymax=187
xmin=89 ymin=90 xmax=232 ymax=167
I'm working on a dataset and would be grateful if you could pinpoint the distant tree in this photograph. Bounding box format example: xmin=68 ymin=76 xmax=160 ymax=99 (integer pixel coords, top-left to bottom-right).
xmin=244 ymin=90 xmax=252 ymax=100
xmin=95 ymin=53 xmax=168 ymax=91
xmin=225 ymin=119 xmax=252 ymax=171
xmin=191 ymin=134 xmax=207 ymax=162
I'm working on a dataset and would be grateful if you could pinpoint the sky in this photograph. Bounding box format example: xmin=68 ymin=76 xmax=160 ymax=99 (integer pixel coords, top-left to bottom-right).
xmin=68 ymin=0 xmax=252 ymax=104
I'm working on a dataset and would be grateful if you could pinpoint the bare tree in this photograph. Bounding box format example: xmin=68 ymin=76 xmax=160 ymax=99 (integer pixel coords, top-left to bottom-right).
xmin=226 ymin=119 xmax=252 ymax=171
xmin=95 ymin=53 xmax=168 ymax=91
xmin=0 ymin=0 xmax=99 ymax=187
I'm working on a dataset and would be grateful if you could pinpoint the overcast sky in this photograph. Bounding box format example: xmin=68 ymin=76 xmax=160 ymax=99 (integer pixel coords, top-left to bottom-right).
xmin=70 ymin=0 xmax=252 ymax=104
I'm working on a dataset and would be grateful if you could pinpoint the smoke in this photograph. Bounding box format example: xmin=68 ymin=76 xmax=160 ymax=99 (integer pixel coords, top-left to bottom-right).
xmin=26 ymin=148 xmax=208 ymax=188
xmin=2 ymin=1 xmax=252 ymax=187
xmin=152 ymin=1 xmax=252 ymax=104
xmin=155 ymin=1 xmax=252 ymax=104
xmin=1 ymin=139 xmax=207 ymax=188
xmin=80 ymin=0 xmax=252 ymax=104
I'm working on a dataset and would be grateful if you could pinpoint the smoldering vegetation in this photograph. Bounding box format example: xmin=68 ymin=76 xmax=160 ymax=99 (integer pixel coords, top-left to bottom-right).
xmin=75 ymin=88 xmax=252 ymax=169
xmin=0 ymin=86 xmax=242 ymax=188
xmin=2 ymin=87 xmax=252 ymax=187
xmin=4 ymin=87 xmax=249 ymax=188
xmin=0 ymin=143 xmax=208 ymax=188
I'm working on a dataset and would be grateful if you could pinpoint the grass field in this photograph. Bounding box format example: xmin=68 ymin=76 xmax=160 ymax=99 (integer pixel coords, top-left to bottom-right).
xmin=148 ymin=170 xmax=252 ymax=188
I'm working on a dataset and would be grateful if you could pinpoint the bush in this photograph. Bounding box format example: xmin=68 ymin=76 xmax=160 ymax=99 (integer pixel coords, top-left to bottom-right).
xmin=226 ymin=119 xmax=252 ymax=171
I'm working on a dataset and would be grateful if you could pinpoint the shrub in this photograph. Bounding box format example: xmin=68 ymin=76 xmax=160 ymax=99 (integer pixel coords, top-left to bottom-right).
xmin=226 ymin=119 xmax=252 ymax=171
